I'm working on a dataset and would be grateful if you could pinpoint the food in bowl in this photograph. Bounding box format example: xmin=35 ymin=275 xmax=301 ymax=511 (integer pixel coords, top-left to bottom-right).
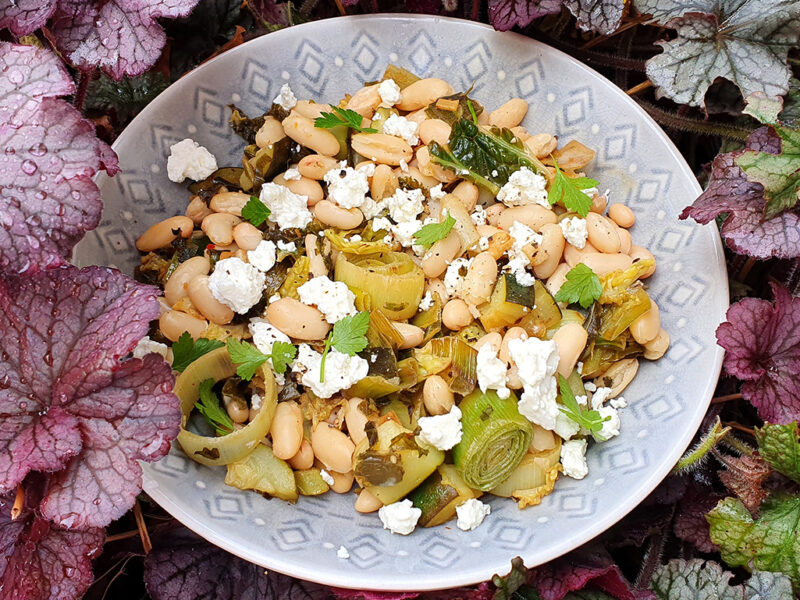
xmin=133 ymin=64 xmax=669 ymax=536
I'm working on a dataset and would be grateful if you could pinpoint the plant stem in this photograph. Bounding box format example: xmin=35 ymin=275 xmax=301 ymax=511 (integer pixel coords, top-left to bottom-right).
xmin=10 ymin=484 xmax=24 ymax=520
xmin=333 ymin=0 xmax=346 ymax=16
xmin=672 ymin=418 xmax=729 ymax=474
xmin=133 ymin=500 xmax=152 ymax=554
xmin=626 ymin=80 xmax=652 ymax=95
xmin=737 ymin=257 xmax=756 ymax=282
xmin=711 ymin=392 xmax=743 ymax=404
xmin=471 ymin=0 xmax=479 ymax=21
xmin=723 ymin=422 xmax=756 ymax=436
xmin=637 ymin=100 xmax=752 ymax=142
xmin=635 ymin=531 xmax=667 ymax=588
xmin=105 ymin=530 xmax=141 ymax=543
xmin=73 ymin=70 xmax=92 ymax=113
xmin=722 ymin=434 xmax=755 ymax=456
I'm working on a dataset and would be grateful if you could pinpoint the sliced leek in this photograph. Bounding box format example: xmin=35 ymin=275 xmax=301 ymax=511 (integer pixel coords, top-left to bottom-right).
xmin=225 ymin=445 xmax=298 ymax=501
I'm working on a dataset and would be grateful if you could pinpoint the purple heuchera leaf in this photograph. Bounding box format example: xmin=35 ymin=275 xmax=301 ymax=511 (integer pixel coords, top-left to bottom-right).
xmin=0 ymin=265 xmax=180 ymax=529
xmin=673 ymin=486 xmax=722 ymax=553
xmin=565 ymin=0 xmax=625 ymax=35
xmin=489 ymin=0 xmax=562 ymax=31
xmin=0 ymin=0 xmax=56 ymax=36
xmin=716 ymin=282 xmax=800 ymax=424
xmin=0 ymin=478 xmax=104 ymax=600
xmin=331 ymin=585 xmax=492 ymax=599
xmin=680 ymin=126 xmax=800 ymax=259
xmin=48 ymin=0 xmax=200 ymax=80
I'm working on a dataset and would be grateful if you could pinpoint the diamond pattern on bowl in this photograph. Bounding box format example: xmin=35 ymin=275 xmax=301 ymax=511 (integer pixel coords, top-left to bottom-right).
xmin=514 ymin=59 xmax=545 ymax=99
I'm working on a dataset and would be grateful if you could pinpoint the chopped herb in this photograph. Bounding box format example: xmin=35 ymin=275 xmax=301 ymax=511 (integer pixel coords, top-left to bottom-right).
xmin=554 ymin=263 xmax=603 ymax=309
xmin=269 ymin=341 xmax=298 ymax=375
xmin=467 ymin=99 xmax=478 ymax=124
xmin=557 ymin=374 xmax=609 ymax=439
xmin=314 ymin=106 xmax=377 ymax=133
xmin=226 ymin=338 xmax=297 ymax=380
xmin=413 ymin=213 xmax=456 ymax=247
xmin=171 ymin=332 xmax=224 ymax=373
xmin=241 ymin=195 xmax=271 ymax=226
xmin=319 ymin=311 xmax=370 ymax=381
xmin=547 ymin=159 xmax=599 ymax=217
xmin=196 ymin=378 xmax=234 ymax=436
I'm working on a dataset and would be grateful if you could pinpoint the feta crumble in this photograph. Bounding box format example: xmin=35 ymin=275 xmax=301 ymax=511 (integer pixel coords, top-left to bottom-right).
xmin=166 ymin=139 xmax=218 ymax=183
xmin=443 ymin=257 xmax=472 ymax=297
xmin=509 ymin=337 xmax=560 ymax=430
xmin=554 ymin=412 xmax=580 ymax=440
xmin=249 ymin=319 xmax=291 ymax=357
xmin=382 ymin=114 xmax=419 ymax=146
xmin=132 ymin=336 xmax=168 ymax=360
xmin=456 ymin=498 xmax=491 ymax=531
xmin=419 ymin=291 xmax=435 ymax=311
xmin=323 ymin=165 xmax=371 ymax=209
xmin=496 ymin=167 xmax=549 ymax=207
xmin=471 ymin=205 xmax=488 ymax=226
xmin=378 ymin=78 xmax=402 ymax=105
xmin=559 ymin=217 xmax=588 ymax=249
xmin=208 ymin=257 xmax=265 ymax=314
xmin=503 ymin=220 xmax=541 ymax=286
xmin=260 ymin=182 xmax=312 ymax=229
xmin=247 ymin=240 xmax=276 ymax=272
xmin=429 ymin=183 xmax=446 ymax=200
xmin=292 ymin=344 xmax=369 ymax=398
xmin=273 ymin=83 xmax=297 ymax=110
xmin=320 ymin=469 xmax=335 ymax=486
xmin=417 ymin=405 xmax=463 ymax=451
xmin=385 ymin=187 xmax=424 ymax=223
xmin=560 ymin=439 xmax=589 ymax=479
xmin=297 ymin=275 xmax=357 ymax=323
xmin=336 ymin=546 xmax=350 ymax=559
xmin=378 ymin=499 xmax=422 ymax=535
xmin=284 ymin=166 xmax=302 ymax=181
xmin=276 ymin=240 xmax=297 ymax=252
xmin=476 ymin=344 xmax=510 ymax=399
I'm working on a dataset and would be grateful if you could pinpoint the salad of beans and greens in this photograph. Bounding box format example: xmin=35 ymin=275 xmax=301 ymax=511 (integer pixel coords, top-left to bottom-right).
xmin=134 ymin=65 xmax=669 ymax=536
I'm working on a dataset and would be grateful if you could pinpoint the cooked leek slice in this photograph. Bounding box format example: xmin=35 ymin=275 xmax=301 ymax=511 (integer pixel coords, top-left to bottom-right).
xmin=479 ymin=274 xmax=531 ymax=331
xmin=366 ymin=309 xmax=405 ymax=349
xmin=599 ymin=259 xmax=655 ymax=303
xmin=278 ymin=255 xmax=311 ymax=300
xmin=410 ymin=464 xmax=479 ymax=527
xmin=294 ymin=469 xmax=331 ymax=496
xmin=176 ymin=348 xmax=277 ymax=466
xmin=334 ymin=251 xmax=424 ymax=320
xmin=411 ymin=291 xmax=443 ymax=344
xmin=517 ymin=281 xmax=562 ymax=338
xmin=598 ymin=286 xmax=651 ymax=340
xmin=225 ymin=445 xmax=298 ymax=501
xmin=489 ymin=443 xmax=561 ymax=509
xmin=415 ymin=336 xmax=477 ymax=395
xmin=381 ymin=64 xmax=420 ymax=89
xmin=452 ymin=389 xmax=533 ymax=491
xmin=325 ymin=229 xmax=392 ymax=255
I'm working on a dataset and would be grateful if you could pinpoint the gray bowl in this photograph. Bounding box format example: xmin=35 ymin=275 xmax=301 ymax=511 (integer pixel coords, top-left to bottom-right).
xmin=75 ymin=14 xmax=728 ymax=591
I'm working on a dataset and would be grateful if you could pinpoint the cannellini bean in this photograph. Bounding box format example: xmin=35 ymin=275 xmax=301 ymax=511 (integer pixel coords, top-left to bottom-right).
xmin=502 ymin=327 xmax=527 ymax=389
xmin=288 ymin=439 xmax=314 ymax=470
xmin=532 ymin=223 xmax=566 ymax=279
xmin=510 ymin=126 xmax=531 ymax=141
xmin=545 ymin=262 xmax=571 ymax=298
xmin=442 ymin=299 xmax=473 ymax=331
xmin=422 ymin=231 xmax=462 ymax=278
xmin=423 ymin=375 xmax=455 ymax=415
xmin=224 ymin=395 xmax=249 ymax=424
xmin=578 ymin=252 xmax=633 ymax=276
xmin=393 ymin=322 xmax=425 ymax=350
xmin=344 ymin=397 xmax=369 ymax=445
xmin=397 ymin=78 xmax=454 ymax=111
xmin=524 ymin=133 xmax=557 ymax=159
xmin=474 ymin=331 xmax=502 ymax=353
xmin=255 ymin=116 xmax=286 ymax=148
xmin=531 ymin=425 xmax=556 ymax=452
xmin=597 ymin=358 xmax=639 ymax=398
xmin=586 ymin=213 xmax=621 ymax=253
xmin=313 ymin=200 xmax=363 ymax=229
xmin=186 ymin=196 xmax=212 ymax=224
xmin=485 ymin=203 xmax=506 ymax=226
xmin=187 ymin=275 xmax=234 ymax=325
xmin=274 ymin=173 xmax=324 ymax=205
xmin=644 ymin=328 xmax=670 ymax=360
xmin=298 ymin=154 xmax=340 ymax=180
xmin=283 ymin=112 xmax=341 ymax=156
xmin=630 ymin=301 xmax=661 ymax=345
xmin=351 ymin=133 xmax=413 ymax=166
xmin=405 ymin=108 xmax=429 ymax=124
xmin=266 ymin=297 xmax=331 ymax=340
xmin=590 ymin=194 xmax=608 ymax=214
xmin=136 ymin=216 xmax=193 ymax=252
xmin=426 ymin=278 xmax=447 ymax=300
xmin=403 ymin=164 xmax=440 ymax=188
xmin=452 ymin=181 xmax=479 ymax=212
xmin=201 ymin=213 xmax=241 ymax=246
xmin=370 ymin=163 xmax=398 ymax=200
xmin=159 ymin=310 xmax=207 ymax=342
xmin=608 ymin=203 xmax=635 ymax=228
xmin=293 ymin=100 xmax=332 ymax=120
xmin=209 ymin=191 xmax=250 ymax=216
xmin=305 ymin=234 xmax=327 ymax=278
xmin=630 ymin=246 xmax=656 ymax=277
xmin=329 ymin=470 xmax=355 ymax=493
xmin=489 ymin=98 xmax=528 ymax=129
xmin=553 ymin=323 xmax=588 ymax=377
xmin=232 ymin=222 xmax=263 ymax=251
xmin=418 ymin=119 xmax=451 ymax=146
xmin=498 ymin=205 xmax=558 ymax=232
xmin=461 ymin=251 xmax=498 ymax=305
xmin=347 ymin=84 xmax=381 ymax=117
xmin=270 ymin=401 xmax=304 ymax=460
xmin=311 ymin=423 xmax=355 ymax=473
xmin=164 ymin=256 xmax=210 ymax=306
xmin=355 ymin=489 xmax=383 ymax=513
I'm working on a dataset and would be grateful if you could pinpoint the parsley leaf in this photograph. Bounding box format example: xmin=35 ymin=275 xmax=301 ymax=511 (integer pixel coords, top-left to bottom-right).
xmin=171 ymin=332 xmax=224 ymax=373
xmin=314 ymin=106 xmax=377 ymax=133
xmin=554 ymin=263 xmax=602 ymax=309
xmin=196 ymin=378 xmax=234 ymax=436
xmin=226 ymin=338 xmax=297 ymax=380
xmin=547 ymin=159 xmax=598 ymax=217
xmin=269 ymin=341 xmax=298 ymax=375
xmin=558 ymin=374 xmax=609 ymax=439
xmin=413 ymin=213 xmax=456 ymax=248
xmin=319 ymin=311 xmax=370 ymax=382
xmin=241 ymin=195 xmax=271 ymax=226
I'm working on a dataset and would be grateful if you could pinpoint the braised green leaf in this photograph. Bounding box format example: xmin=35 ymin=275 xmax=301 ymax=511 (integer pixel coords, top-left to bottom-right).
xmin=196 ymin=379 xmax=234 ymax=436
xmin=315 ymin=106 xmax=376 ymax=133
xmin=171 ymin=332 xmax=224 ymax=372
xmin=555 ymin=264 xmax=602 ymax=308
xmin=413 ymin=213 xmax=456 ymax=248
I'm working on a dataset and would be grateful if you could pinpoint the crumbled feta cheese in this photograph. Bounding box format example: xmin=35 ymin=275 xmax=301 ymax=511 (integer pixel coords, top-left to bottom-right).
xmin=443 ymin=257 xmax=472 ymax=297
xmin=582 ymin=187 xmax=599 ymax=198
xmin=419 ymin=291 xmax=435 ymax=311
xmin=251 ymin=393 xmax=262 ymax=411
xmin=357 ymin=162 xmax=376 ymax=177
xmin=292 ymin=344 xmax=369 ymax=398
xmin=491 ymin=169 xmax=499 ymax=178
xmin=476 ymin=344 xmax=510 ymax=399
xmin=372 ymin=216 xmax=393 ymax=233
xmin=590 ymin=386 xmax=613 ymax=410
xmin=503 ymin=220 xmax=542 ymax=286
xmin=247 ymin=240 xmax=276 ymax=272
xmin=324 ymin=166 xmax=371 ymax=209
xmin=596 ymin=405 xmax=621 ymax=440
xmin=132 ymin=336 xmax=168 ymax=360
xmin=584 ymin=381 xmax=597 ymax=392
xmin=418 ymin=405 xmax=463 ymax=451
xmin=610 ymin=396 xmax=627 ymax=409
xmin=576 ymin=361 xmax=584 ymax=374
xmin=320 ymin=469 xmax=335 ymax=486
xmin=554 ymin=412 xmax=580 ymax=440
xmin=297 ymin=276 xmax=356 ymax=323
xmin=399 ymin=159 xmax=409 ymax=172
xmin=273 ymin=83 xmax=297 ymax=110
xmin=559 ymin=217 xmax=588 ymax=249
xmin=284 ymin=167 xmax=301 ymax=180
xmin=391 ymin=219 xmax=423 ymax=247
xmin=456 ymin=498 xmax=491 ymax=531
xmin=360 ymin=197 xmax=385 ymax=220
xmin=336 ymin=545 xmax=350 ymax=559
xmin=575 ymin=395 xmax=588 ymax=406
xmin=277 ymin=240 xmax=297 ymax=252
xmin=208 ymin=257 xmax=265 ymax=314
xmin=378 ymin=78 xmax=402 ymax=105
xmin=505 ymin=254 xmax=536 ymax=286
xmin=509 ymin=337 xmax=560 ymax=430
xmin=470 ymin=205 xmax=488 ymax=226
xmin=561 ymin=439 xmax=589 ymax=479
xmin=429 ymin=184 xmax=446 ymax=200
xmin=385 ymin=188 xmax=425 ymax=223
xmin=378 ymin=499 xmax=422 ymax=535
xmin=509 ymin=220 xmax=543 ymax=251
xmin=382 ymin=114 xmax=419 ymax=146
xmin=260 ymin=182 xmax=312 ymax=229
xmin=166 ymin=139 xmax=218 ymax=183
xmin=496 ymin=167 xmax=549 ymax=207
xmin=249 ymin=318 xmax=291 ymax=357
xmin=478 ymin=236 xmax=490 ymax=250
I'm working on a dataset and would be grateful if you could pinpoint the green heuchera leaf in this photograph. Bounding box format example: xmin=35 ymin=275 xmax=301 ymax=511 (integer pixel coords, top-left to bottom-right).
xmin=706 ymin=494 xmax=800 ymax=592
xmin=651 ymin=558 xmax=793 ymax=600
xmin=755 ymin=422 xmax=800 ymax=482
xmin=492 ymin=556 xmax=529 ymax=600
xmin=735 ymin=124 xmax=800 ymax=219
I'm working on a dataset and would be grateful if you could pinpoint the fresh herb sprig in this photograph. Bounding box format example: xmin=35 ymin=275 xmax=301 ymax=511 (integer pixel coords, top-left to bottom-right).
xmin=314 ymin=106 xmax=377 ymax=133
xmin=241 ymin=195 xmax=271 ymax=226
xmin=319 ymin=311 xmax=370 ymax=382
xmin=196 ymin=378 xmax=234 ymax=436
xmin=171 ymin=332 xmax=224 ymax=372
xmin=413 ymin=213 xmax=456 ymax=248
xmin=547 ymin=159 xmax=599 ymax=217
xmin=226 ymin=338 xmax=297 ymax=380
xmin=554 ymin=263 xmax=602 ymax=309
xmin=558 ymin=375 xmax=609 ymax=440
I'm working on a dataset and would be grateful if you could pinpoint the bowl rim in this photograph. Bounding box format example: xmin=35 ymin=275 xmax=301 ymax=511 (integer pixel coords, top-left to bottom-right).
xmin=107 ymin=12 xmax=728 ymax=590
